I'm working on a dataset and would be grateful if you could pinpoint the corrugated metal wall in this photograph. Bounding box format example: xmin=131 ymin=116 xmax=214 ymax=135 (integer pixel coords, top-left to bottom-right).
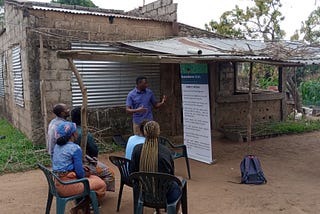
xmin=0 ymin=55 xmax=4 ymax=97
xmin=71 ymin=43 xmax=160 ymax=108
xmin=12 ymin=46 xmax=24 ymax=107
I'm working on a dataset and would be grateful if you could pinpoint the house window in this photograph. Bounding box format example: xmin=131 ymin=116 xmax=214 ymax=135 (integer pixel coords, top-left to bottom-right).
xmin=236 ymin=62 xmax=279 ymax=93
xmin=0 ymin=55 xmax=4 ymax=97
xmin=12 ymin=46 xmax=24 ymax=107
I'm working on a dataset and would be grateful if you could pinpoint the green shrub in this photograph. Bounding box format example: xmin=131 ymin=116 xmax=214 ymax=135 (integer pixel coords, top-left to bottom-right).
xmin=262 ymin=119 xmax=320 ymax=135
xmin=299 ymin=78 xmax=320 ymax=106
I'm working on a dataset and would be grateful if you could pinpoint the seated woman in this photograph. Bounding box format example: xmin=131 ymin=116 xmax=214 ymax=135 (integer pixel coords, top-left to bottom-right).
xmin=71 ymin=107 xmax=115 ymax=192
xmin=130 ymin=121 xmax=182 ymax=212
xmin=52 ymin=121 xmax=106 ymax=200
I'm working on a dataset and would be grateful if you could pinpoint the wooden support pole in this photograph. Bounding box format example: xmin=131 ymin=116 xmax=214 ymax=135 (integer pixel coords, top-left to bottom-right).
xmin=39 ymin=35 xmax=48 ymax=144
xmin=67 ymin=58 xmax=88 ymax=160
xmin=247 ymin=62 xmax=253 ymax=153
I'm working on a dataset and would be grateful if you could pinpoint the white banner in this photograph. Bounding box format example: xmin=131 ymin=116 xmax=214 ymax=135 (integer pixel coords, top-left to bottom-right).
xmin=180 ymin=64 xmax=213 ymax=164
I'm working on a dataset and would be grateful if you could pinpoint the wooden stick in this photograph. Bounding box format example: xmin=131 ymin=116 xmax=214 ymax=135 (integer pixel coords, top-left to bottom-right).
xmin=67 ymin=58 xmax=88 ymax=160
xmin=247 ymin=62 xmax=253 ymax=154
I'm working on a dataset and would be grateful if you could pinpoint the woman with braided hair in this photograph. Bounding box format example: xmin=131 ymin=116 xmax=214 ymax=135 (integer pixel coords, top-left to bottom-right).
xmin=130 ymin=121 xmax=182 ymax=211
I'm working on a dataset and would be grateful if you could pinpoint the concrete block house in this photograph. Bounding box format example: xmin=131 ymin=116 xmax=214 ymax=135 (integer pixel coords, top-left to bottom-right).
xmin=0 ymin=0 xmax=312 ymax=145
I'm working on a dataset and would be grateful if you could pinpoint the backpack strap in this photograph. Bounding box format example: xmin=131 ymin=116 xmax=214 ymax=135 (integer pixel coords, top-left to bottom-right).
xmin=241 ymin=156 xmax=250 ymax=183
xmin=251 ymin=156 xmax=267 ymax=183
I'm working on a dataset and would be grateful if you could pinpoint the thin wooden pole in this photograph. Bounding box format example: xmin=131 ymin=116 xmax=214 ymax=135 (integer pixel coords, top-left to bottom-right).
xmin=67 ymin=58 xmax=88 ymax=160
xmin=247 ymin=62 xmax=253 ymax=154
xmin=39 ymin=35 xmax=48 ymax=144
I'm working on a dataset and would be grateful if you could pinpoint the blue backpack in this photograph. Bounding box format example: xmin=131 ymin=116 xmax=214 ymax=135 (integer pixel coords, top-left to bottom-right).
xmin=240 ymin=155 xmax=267 ymax=184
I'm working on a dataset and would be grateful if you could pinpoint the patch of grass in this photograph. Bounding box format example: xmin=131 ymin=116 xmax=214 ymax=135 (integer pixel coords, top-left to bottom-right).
xmin=0 ymin=118 xmax=51 ymax=174
xmin=256 ymin=119 xmax=320 ymax=135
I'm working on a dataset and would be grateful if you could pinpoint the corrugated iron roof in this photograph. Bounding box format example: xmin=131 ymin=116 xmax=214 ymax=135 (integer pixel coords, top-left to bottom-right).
xmin=123 ymin=37 xmax=267 ymax=56
xmin=122 ymin=37 xmax=320 ymax=65
xmin=31 ymin=6 xmax=153 ymax=21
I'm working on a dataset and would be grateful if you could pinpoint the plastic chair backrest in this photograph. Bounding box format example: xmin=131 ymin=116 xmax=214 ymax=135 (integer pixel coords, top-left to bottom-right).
xmin=158 ymin=136 xmax=175 ymax=148
xmin=158 ymin=136 xmax=191 ymax=179
xmin=38 ymin=163 xmax=61 ymax=197
xmin=109 ymin=156 xmax=132 ymax=186
xmin=129 ymin=172 xmax=182 ymax=210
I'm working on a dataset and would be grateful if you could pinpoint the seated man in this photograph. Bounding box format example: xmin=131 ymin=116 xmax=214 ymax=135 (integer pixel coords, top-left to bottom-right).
xmin=47 ymin=103 xmax=70 ymax=158
xmin=71 ymin=106 xmax=115 ymax=192
xmin=125 ymin=119 xmax=149 ymax=160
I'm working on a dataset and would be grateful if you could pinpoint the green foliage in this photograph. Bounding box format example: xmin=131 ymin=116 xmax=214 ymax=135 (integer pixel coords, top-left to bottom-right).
xmin=258 ymin=77 xmax=278 ymax=89
xmin=237 ymin=62 xmax=278 ymax=90
xmin=300 ymin=7 xmax=320 ymax=44
xmin=109 ymin=142 xmax=124 ymax=152
xmin=265 ymin=119 xmax=320 ymax=134
xmin=296 ymin=64 xmax=320 ymax=86
xmin=51 ymin=0 xmax=97 ymax=7
xmin=0 ymin=118 xmax=50 ymax=174
xmin=205 ymin=10 xmax=244 ymax=39
xmin=299 ymin=77 xmax=320 ymax=106
xmin=205 ymin=0 xmax=285 ymax=41
xmin=290 ymin=30 xmax=300 ymax=41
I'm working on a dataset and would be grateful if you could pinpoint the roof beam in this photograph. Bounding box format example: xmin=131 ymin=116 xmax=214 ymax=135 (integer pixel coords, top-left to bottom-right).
xmin=57 ymin=50 xmax=302 ymax=66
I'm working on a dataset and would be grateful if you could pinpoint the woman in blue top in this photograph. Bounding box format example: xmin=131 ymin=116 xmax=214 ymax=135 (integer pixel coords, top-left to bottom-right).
xmin=52 ymin=121 xmax=106 ymax=199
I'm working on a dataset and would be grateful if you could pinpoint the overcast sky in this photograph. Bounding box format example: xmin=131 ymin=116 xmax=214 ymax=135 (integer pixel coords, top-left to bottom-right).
xmin=30 ymin=0 xmax=318 ymax=39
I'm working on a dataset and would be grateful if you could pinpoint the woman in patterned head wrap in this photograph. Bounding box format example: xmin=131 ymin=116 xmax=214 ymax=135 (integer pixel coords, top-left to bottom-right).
xmin=52 ymin=121 xmax=106 ymax=200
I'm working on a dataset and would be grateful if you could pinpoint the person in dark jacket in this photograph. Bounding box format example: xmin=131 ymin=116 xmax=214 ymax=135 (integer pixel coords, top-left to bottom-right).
xmin=71 ymin=107 xmax=98 ymax=158
xmin=130 ymin=121 xmax=181 ymax=210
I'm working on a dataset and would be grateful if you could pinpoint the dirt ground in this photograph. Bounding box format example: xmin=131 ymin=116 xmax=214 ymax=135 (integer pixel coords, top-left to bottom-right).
xmin=1 ymin=131 xmax=320 ymax=214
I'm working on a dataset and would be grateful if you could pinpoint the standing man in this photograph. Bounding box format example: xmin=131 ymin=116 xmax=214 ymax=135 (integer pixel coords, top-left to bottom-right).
xmin=47 ymin=103 xmax=70 ymax=158
xmin=126 ymin=76 xmax=166 ymax=135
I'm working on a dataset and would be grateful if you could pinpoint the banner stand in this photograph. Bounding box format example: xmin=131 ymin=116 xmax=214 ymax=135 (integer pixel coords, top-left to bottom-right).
xmin=180 ymin=64 xmax=214 ymax=164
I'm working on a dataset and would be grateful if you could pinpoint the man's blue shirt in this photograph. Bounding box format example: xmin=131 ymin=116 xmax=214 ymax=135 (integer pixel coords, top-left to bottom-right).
xmin=125 ymin=135 xmax=146 ymax=160
xmin=126 ymin=87 xmax=157 ymax=124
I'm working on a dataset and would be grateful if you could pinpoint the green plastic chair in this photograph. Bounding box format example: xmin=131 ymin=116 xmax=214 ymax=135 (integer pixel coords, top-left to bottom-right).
xmin=158 ymin=136 xmax=191 ymax=179
xmin=129 ymin=172 xmax=188 ymax=214
xmin=109 ymin=155 xmax=135 ymax=212
xmin=37 ymin=163 xmax=99 ymax=214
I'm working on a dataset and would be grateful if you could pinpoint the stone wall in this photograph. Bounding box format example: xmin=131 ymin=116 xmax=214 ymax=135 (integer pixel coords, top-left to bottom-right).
xmin=29 ymin=9 xmax=175 ymax=43
xmin=212 ymin=62 xmax=286 ymax=129
xmin=127 ymin=0 xmax=177 ymax=22
xmin=0 ymin=3 xmax=34 ymax=141
xmin=177 ymin=23 xmax=226 ymax=38
xmin=216 ymin=99 xmax=282 ymax=128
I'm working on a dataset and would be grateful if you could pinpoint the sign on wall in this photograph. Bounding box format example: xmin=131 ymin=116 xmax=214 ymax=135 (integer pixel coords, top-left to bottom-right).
xmin=180 ymin=63 xmax=213 ymax=164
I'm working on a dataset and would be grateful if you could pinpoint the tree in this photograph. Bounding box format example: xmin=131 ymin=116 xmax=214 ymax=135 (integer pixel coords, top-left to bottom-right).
xmin=205 ymin=0 xmax=285 ymax=41
xmin=51 ymin=0 xmax=97 ymax=8
xmin=299 ymin=7 xmax=320 ymax=44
